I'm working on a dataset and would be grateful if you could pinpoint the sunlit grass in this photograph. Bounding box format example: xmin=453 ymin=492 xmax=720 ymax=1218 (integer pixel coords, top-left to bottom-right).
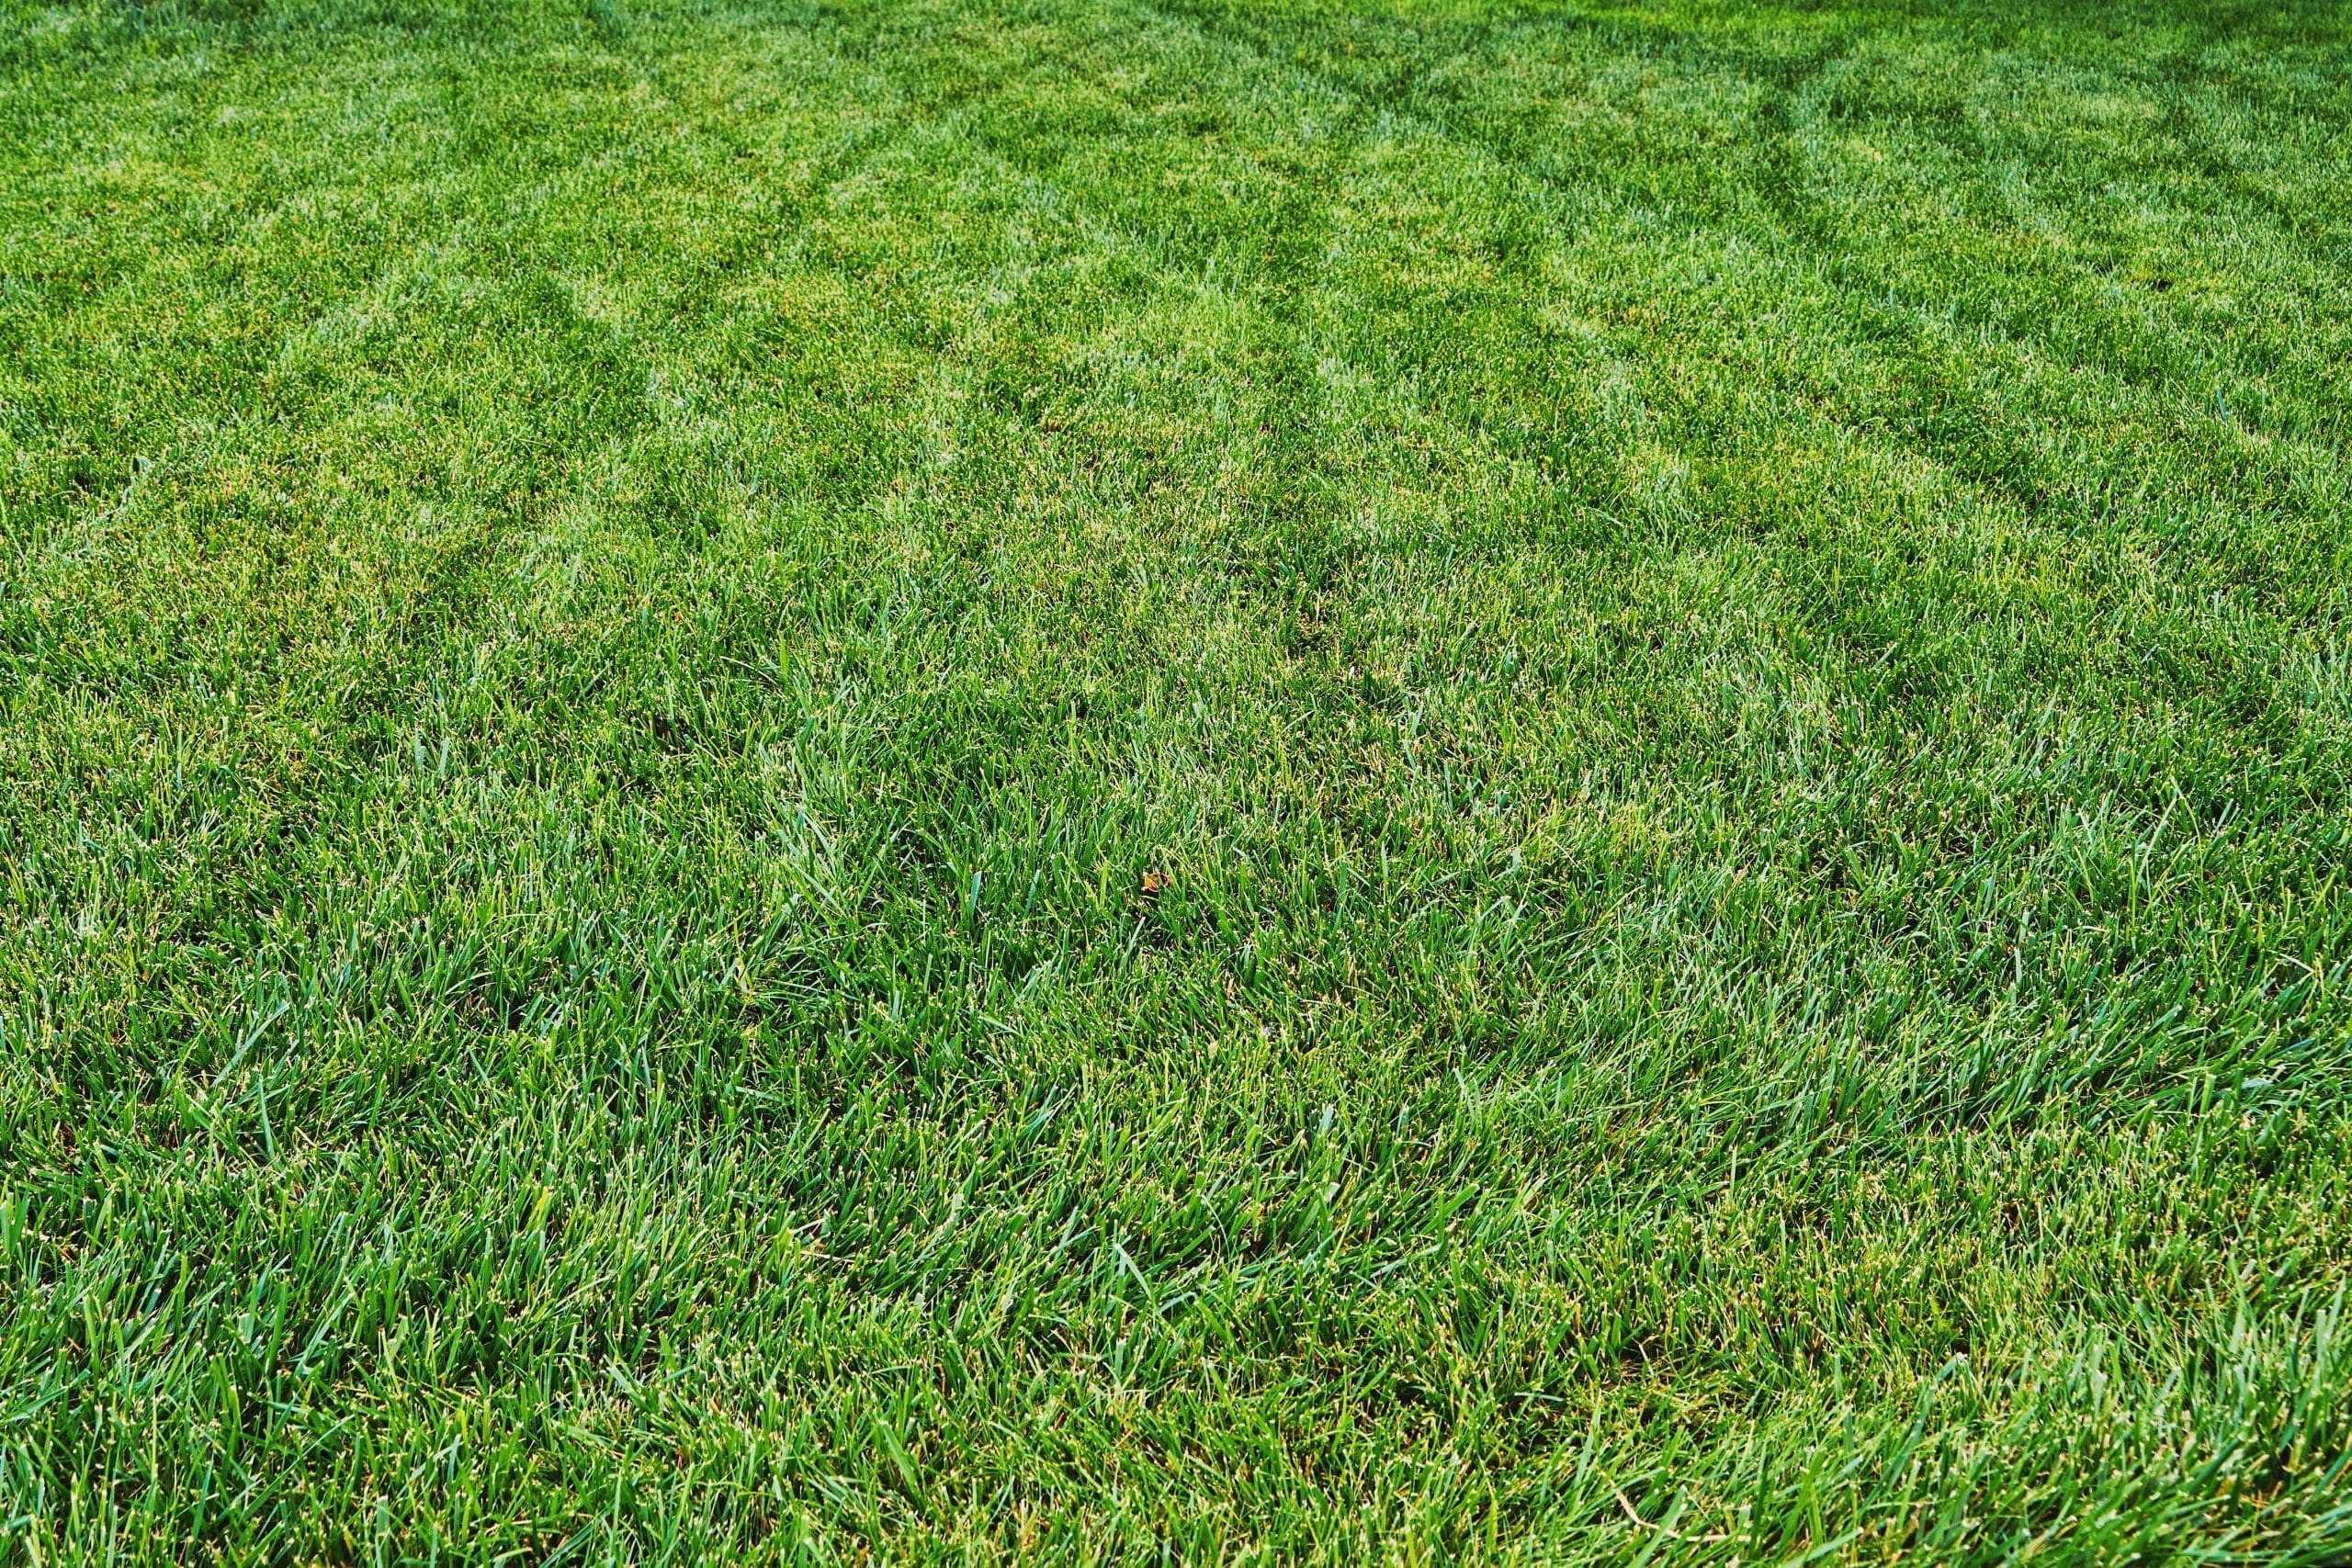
xmin=2 ymin=0 xmax=2348 ymax=1560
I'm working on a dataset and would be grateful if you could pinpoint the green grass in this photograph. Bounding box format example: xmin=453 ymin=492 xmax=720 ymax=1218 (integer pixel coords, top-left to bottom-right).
xmin=4 ymin=0 xmax=2351 ymax=1558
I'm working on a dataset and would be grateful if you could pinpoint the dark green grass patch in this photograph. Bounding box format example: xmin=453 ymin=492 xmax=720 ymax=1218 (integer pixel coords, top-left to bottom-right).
xmin=2 ymin=0 xmax=2349 ymax=1560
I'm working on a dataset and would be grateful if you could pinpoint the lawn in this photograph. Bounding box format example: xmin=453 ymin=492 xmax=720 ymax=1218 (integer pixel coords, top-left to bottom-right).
xmin=3 ymin=0 xmax=2350 ymax=1559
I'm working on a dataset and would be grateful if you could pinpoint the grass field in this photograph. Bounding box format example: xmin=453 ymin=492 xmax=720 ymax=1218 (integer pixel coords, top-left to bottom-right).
xmin=5 ymin=0 xmax=2352 ymax=1559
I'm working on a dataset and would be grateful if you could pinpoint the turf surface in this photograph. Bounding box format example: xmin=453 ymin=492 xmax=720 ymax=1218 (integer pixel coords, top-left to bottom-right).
xmin=4 ymin=0 xmax=2351 ymax=1559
